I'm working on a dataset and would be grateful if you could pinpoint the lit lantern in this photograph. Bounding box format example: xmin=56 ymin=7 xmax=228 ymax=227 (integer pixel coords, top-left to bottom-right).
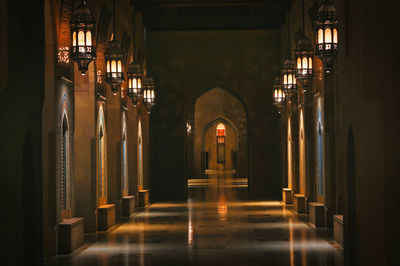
xmin=70 ymin=0 xmax=96 ymax=75
xmin=127 ymin=61 xmax=143 ymax=106
xmin=295 ymin=35 xmax=313 ymax=88
xmin=315 ymin=0 xmax=339 ymax=73
xmin=105 ymin=0 xmax=124 ymax=95
xmin=105 ymin=37 xmax=124 ymax=94
xmin=143 ymin=76 xmax=156 ymax=113
xmin=281 ymin=58 xmax=297 ymax=101
xmin=273 ymin=76 xmax=285 ymax=114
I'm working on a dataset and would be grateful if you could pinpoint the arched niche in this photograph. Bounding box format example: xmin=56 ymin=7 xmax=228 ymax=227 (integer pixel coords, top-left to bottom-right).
xmin=97 ymin=106 xmax=107 ymax=206
xmin=137 ymin=119 xmax=144 ymax=190
xmin=121 ymin=111 xmax=128 ymax=197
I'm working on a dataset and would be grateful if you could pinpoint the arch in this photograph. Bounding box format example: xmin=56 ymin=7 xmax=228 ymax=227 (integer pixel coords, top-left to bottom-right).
xmin=184 ymin=82 xmax=249 ymax=121
xmin=202 ymin=117 xmax=239 ymax=174
xmin=58 ymin=94 xmax=72 ymax=220
xmin=122 ymin=112 xmax=128 ymax=196
xmin=287 ymin=117 xmax=293 ymax=189
xmin=61 ymin=113 xmax=70 ymax=211
xmin=299 ymin=109 xmax=306 ymax=195
xmin=97 ymin=106 xmax=107 ymax=206
xmin=316 ymin=99 xmax=324 ymax=199
xmin=138 ymin=119 xmax=144 ymax=190
xmin=186 ymin=86 xmax=248 ymax=180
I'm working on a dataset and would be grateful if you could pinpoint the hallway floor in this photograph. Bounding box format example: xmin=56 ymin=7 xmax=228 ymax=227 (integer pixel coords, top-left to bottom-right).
xmin=52 ymin=178 xmax=343 ymax=266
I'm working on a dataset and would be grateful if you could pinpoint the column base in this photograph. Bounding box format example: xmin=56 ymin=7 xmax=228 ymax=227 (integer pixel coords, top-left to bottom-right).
xmin=309 ymin=202 xmax=325 ymax=227
xmin=293 ymin=194 xmax=306 ymax=214
xmin=282 ymin=188 xmax=293 ymax=204
xmin=122 ymin=196 xmax=136 ymax=217
xmin=333 ymin=214 xmax=344 ymax=247
xmin=97 ymin=204 xmax=116 ymax=231
xmin=58 ymin=217 xmax=84 ymax=254
xmin=138 ymin=190 xmax=150 ymax=208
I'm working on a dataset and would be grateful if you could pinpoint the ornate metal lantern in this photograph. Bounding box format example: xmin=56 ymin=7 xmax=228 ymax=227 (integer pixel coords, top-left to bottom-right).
xmin=143 ymin=76 xmax=156 ymax=113
xmin=315 ymin=0 xmax=339 ymax=73
xmin=281 ymin=58 xmax=297 ymax=101
xmin=273 ymin=76 xmax=285 ymax=114
xmin=127 ymin=61 xmax=143 ymax=106
xmin=105 ymin=0 xmax=124 ymax=94
xmin=295 ymin=35 xmax=313 ymax=89
xmin=70 ymin=0 xmax=96 ymax=75
xmin=105 ymin=38 xmax=124 ymax=94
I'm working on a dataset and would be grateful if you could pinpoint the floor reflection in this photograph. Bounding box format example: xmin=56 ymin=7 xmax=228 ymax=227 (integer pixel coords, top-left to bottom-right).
xmin=52 ymin=176 xmax=343 ymax=266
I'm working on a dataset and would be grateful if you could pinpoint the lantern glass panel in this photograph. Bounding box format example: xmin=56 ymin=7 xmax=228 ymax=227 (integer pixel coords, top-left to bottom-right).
xmin=302 ymin=57 xmax=308 ymax=70
xmin=73 ymin=32 xmax=76 ymax=47
xmin=111 ymin=60 xmax=116 ymax=73
xmin=318 ymin=29 xmax=324 ymax=44
xmin=333 ymin=28 xmax=338 ymax=43
xmin=325 ymin=28 xmax=332 ymax=43
xmin=78 ymin=31 xmax=85 ymax=46
xmin=86 ymin=31 xmax=92 ymax=46
xmin=118 ymin=60 xmax=122 ymax=72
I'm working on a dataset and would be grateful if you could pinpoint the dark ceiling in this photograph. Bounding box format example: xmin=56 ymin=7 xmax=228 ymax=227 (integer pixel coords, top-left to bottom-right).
xmin=135 ymin=0 xmax=294 ymax=31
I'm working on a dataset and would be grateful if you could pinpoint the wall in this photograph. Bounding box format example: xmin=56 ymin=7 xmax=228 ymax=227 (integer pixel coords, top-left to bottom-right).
xmin=148 ymin=30 xmax=283 ymax=201
xmin=0 ymin=0 xmax=44 ymax=265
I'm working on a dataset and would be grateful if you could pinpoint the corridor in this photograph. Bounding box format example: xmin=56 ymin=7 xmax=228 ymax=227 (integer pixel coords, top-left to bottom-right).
xmin=55 ymin=178 xmax=342 ymax=266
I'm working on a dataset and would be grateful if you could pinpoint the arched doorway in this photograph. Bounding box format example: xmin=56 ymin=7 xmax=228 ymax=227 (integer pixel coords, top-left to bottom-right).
xmin=138 ymin=119 xmax=144 ymax=190
xmin=97 ymin=106 xmax=107 ymax=206
xmin=186 ymin=87 xmax=248 ymax=181
xmin=203 ymin=119 xmax=238 ymax=175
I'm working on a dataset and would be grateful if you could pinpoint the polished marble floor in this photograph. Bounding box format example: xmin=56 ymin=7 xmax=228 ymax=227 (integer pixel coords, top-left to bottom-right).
xmin=49 ymin=177 xmax=343 ymax=266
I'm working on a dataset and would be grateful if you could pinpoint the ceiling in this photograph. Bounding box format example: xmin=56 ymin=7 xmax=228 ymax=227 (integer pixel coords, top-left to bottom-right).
xmin=135 ymin=0 xmax=294 ymax=31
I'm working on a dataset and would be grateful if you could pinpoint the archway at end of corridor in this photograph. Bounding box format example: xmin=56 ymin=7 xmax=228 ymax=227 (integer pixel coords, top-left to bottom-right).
xmin=184 ymin=87 xmax=248 ymax=189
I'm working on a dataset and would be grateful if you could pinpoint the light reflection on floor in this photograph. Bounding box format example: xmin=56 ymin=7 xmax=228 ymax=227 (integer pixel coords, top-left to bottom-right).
xmin=50 ymin=177 xmax=343 ymax=266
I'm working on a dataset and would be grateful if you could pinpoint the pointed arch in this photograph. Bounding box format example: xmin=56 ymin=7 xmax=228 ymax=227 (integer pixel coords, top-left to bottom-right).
xmin=138 ymin=119 xmax=144 ymax=190
xmin=121 ymin=111 xmax=128 ymax=196
xmin=97 ymin=105 xmax=107 ymax=206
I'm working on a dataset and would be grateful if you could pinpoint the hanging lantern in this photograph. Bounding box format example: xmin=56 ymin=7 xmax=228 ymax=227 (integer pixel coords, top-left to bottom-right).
xmin=295 ymin=35 xmax=313 ymax=89
xmin=281 ymin=58 xmax=297 ymax=101
xmin=105 ymin=37 xmax=124 ymax=94
xmin=273 ymin=76 xmax=285 ymax=114
xmin=70 ymin=0 xmax=96 ymax=75
xmin=143 ymin=76 xmax=156 ymax=113
xmin=127 ymin=61 xmax=143 ymax=106
xmin=315 ymin=0 xmax=339 ymax=73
